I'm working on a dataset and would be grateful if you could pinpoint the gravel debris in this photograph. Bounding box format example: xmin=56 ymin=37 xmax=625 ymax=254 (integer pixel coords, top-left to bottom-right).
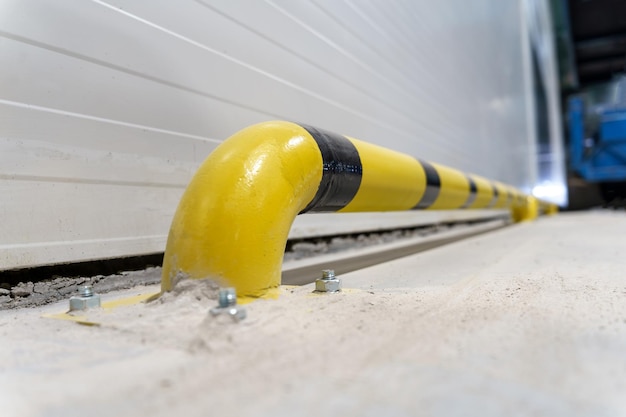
xmin=0 ymin=267 xmax=162 ymax=310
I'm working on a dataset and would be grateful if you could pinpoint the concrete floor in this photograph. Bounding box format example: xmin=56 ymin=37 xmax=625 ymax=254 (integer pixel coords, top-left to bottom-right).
xmin=1 ymin=211 xmax=625 ymax=417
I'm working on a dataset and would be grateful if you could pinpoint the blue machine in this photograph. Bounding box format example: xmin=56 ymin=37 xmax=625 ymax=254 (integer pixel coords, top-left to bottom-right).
xmin=569 ymin=97 xmax=626 ymax=183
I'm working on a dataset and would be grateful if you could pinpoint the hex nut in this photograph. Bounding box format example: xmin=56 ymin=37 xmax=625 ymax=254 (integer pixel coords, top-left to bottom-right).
xmin=315 ymin=277 xmax=342 ymax=292
xmin=69 ymin=294 xmax=101 ymax=311
xmin=217 ymin=287 xmax=237 ymax=308
xmin=209 ymin=287 xmax=246 ymax=322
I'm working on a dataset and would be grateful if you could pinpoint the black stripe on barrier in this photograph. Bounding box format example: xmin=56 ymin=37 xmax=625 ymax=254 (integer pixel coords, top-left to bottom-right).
xmin=487 ymin=183 xmax=499 ymax=207
xmin=413 ymin=160 xmax=440 ymax=209
xmin=300 ymin=124 xmax=363 ymax=213
xmin=461 ymin=175 xmax=478 ymax=208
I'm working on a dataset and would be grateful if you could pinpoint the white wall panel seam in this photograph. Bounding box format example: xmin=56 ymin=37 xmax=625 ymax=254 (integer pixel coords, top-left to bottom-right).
xmin=344 ymin=1 xmax=451 ymax=96
xmin=0 ymin=235 xmax=167 ymax=251
xmin=0 ymin=31 xmax=284 ymax=122
xmin=266 ymin=0 xmax=438 ymax=109
xmin=0 ymin=174 xmax=185 ymax=190
xmin=270 ymin=0 xmax=459 ymax=129
xmin=197 ymin=0 xmax=443 ymax=135
xmin=303 ymin=0 xmax=464 ymax=144
xmin=4 ymin=3 xmax=432 ymax=145
xmin=337 ymin=0 xmax=487 ymax=146
xmin=196 ymin=1 xmax=468 ymax=160
xmin=91 ymin=0 xmax=435 ymax=144
xmin=0 ymin=98 xmax=219 ymax=144
xmin=259 ymin=1 xmax=470 ymax=161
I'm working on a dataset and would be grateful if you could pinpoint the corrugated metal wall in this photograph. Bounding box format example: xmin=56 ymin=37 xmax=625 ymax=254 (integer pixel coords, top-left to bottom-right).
xmin=0 ymin=0 xmax=548 ymax=269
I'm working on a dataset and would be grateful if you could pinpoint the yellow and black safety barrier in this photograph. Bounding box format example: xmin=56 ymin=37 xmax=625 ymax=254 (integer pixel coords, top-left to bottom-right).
xmin=161 ymin=121 xmax=557 ymax=297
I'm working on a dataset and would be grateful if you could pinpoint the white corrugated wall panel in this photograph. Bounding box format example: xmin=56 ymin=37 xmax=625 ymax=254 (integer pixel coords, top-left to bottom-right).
xmin=0 ymin=0 xmax=544 ymax=269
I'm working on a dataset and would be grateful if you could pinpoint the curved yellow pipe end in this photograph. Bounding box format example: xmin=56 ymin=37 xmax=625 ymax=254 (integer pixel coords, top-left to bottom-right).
xmin=544 ymin=203 xmax=559 ymax=215
xmin=161 ymin=121 xmax=323 ymax=297
xmin=511 ymin=195 xmax=539 ymax=222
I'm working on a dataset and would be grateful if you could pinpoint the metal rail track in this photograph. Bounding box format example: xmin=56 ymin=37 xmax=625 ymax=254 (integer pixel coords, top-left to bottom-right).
xmin=282 ymin=217 xmax=509 ymax=286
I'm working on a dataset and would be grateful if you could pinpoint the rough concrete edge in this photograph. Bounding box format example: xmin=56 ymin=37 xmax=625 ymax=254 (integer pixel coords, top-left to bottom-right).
xmin=0 ymin=267 xmax=162 ymax=310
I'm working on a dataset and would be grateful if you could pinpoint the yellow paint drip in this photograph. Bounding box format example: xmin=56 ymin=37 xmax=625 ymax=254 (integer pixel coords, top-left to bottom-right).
xmin=43 ymin=292 xmax=158 ymax=325
xmin=102 ymin=292 xmax=157 ymax=309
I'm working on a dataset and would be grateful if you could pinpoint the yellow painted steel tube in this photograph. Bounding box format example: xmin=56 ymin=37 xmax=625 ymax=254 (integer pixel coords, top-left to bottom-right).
xmin=162 ymin=121 xmax=553 ymax=297
xmin=161 ymin=121 xmax=323 ymax=297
